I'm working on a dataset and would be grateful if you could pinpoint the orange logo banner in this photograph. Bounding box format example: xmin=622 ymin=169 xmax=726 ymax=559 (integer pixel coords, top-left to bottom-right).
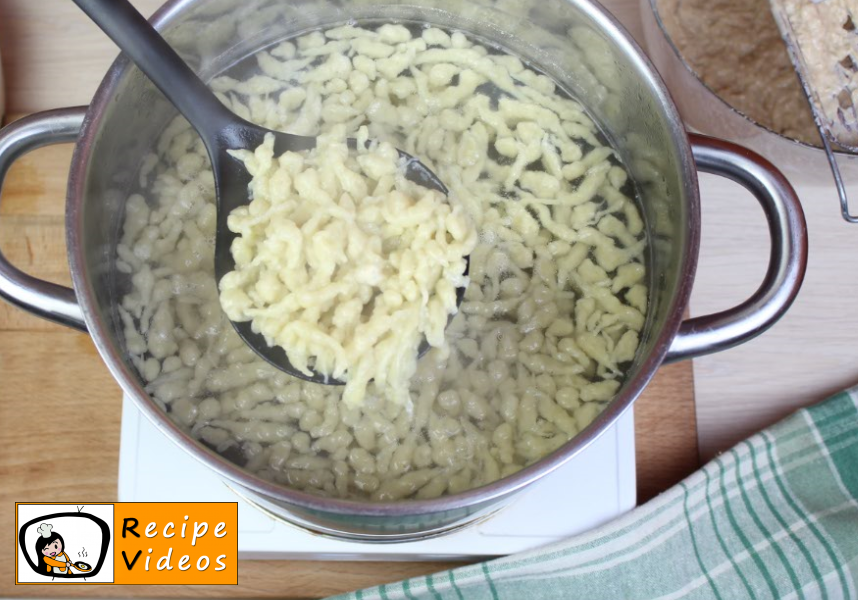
xmin=113 ymin=503 xmax=237 ymax=585
xmin=17 ymin=502 xmax=237 ymax=585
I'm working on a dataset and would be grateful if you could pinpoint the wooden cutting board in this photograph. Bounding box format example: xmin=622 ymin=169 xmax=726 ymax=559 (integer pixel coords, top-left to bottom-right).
xmin=0 ymin=1 xmax=698 ymax=597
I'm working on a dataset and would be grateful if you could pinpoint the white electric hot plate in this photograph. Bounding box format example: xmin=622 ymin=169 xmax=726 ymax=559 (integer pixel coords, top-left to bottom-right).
xmin=119 ymin=395 xmax=635 ymax=560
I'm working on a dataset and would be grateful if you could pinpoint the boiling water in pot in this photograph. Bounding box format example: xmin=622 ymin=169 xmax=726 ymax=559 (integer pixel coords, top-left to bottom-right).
xmin=115 ymin=21 xmax=650 ymax=501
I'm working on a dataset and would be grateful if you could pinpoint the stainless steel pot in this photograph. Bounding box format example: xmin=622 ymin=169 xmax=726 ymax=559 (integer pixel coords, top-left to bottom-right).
xmin=0 ymin=0 xmax=807 ymax=540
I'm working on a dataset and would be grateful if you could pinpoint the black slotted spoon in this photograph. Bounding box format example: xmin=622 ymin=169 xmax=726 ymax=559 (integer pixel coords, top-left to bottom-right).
xmin=72 ymin=0 xmax=462 ymax=384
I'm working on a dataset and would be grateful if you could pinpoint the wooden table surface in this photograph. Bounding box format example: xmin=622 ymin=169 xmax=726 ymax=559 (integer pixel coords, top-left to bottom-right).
xmin=0 ymin=0 xmax=700 ymax=597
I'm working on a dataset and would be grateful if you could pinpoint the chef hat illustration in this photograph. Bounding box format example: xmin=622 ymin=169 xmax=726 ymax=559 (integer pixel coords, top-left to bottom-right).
xmin=37 ymin=523 xmax=53 ymax=538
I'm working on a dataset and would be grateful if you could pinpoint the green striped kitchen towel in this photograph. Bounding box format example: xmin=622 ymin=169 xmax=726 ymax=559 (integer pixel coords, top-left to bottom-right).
xmin=328 ymin=387 xmax=858 ymax=600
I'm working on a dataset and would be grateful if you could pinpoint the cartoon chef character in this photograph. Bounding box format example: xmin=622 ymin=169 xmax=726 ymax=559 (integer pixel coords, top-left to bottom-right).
xmin=35 ymin=523 xmax=71 ymax=575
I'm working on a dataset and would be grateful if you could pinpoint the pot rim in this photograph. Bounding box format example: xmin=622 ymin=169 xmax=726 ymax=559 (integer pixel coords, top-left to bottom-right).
xmin=66 ymin=0 xmax=699 ymax=517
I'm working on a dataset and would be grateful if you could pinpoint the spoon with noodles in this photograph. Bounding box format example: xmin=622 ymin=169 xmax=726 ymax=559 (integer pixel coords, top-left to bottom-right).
xmin=72 ymin=0 xmax=461 ymax=384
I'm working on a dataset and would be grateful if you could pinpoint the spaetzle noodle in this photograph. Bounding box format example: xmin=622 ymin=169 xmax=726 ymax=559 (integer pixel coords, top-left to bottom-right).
xmin=219 ymin=128 xmax=477 ymax=406
xmin=117 ymin=22 xmax=649 ymax=501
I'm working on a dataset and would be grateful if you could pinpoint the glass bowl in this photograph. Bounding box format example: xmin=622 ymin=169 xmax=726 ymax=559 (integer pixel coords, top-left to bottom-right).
xmin=640 ymin=0 xmax=858 ymax=198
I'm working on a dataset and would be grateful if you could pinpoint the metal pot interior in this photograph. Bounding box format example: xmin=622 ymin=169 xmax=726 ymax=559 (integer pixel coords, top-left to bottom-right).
xmin=69 ymin=0 xmax=696 ymax=529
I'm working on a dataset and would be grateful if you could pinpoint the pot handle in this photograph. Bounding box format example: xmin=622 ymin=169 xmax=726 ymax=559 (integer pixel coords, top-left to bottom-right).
xmin=0 ymin=108 xmax=88 ymax=332
xmin=665 ymin=133 xmax=808 ymax=362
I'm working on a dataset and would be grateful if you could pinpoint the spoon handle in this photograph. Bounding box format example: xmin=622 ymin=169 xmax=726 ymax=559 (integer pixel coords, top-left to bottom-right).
xmin=71 ymin=0 xmax=233 ymax=142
